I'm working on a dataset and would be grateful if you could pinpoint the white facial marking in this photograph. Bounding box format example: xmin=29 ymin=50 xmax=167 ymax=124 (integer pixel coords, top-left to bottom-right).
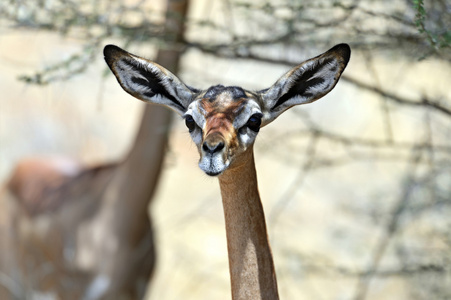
xmin=199 ymin=154 xmax=230 ymax=176
xmin=233 ymin=99 xmax=261 ymax=129
xmin=186 ymin=101 xmax=206 ymax=129
xmin=184 ymin=101 xmax=204 ymax=146
xmin=183 ymin=91 xmax=264 ymax=176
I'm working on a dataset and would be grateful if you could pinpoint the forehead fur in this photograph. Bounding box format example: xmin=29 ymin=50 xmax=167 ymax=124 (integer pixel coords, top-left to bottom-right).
xmin=201 ymin=96 xmax=245 ymax=118
xmin=197 ymin=85 xmax=251 ymax=117
xmin=203 ymin=85 xmax=247 ymax=101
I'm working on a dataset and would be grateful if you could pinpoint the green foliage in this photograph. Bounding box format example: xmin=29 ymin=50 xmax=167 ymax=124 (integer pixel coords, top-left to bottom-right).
xmin=413 ymin=0 xmax=451 ymax=59
xmin=413 ymin=0 xmax=426 ymax=33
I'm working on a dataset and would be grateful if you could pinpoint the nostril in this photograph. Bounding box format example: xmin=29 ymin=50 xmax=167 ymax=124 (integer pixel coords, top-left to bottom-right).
xmin=202 ymin=142 xmax=209 ymax=153
xmin=215 ymin=142 xmax=225 ymax=152
xmin=203 ymin=141 xmax=225 ymax=154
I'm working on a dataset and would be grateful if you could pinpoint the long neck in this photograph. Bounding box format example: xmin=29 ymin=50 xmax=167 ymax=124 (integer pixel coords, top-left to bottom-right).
xmin=218 ymin=150 xmax=279 ymax=300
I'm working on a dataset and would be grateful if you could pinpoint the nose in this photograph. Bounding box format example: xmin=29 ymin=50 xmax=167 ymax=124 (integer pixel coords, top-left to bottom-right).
xmin=202 ymin=140 xmax=225 ymax=154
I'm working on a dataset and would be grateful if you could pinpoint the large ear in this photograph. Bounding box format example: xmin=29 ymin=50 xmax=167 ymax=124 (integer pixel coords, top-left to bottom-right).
xmin=104 ymin=44 xmax=199 ymax=115
xmin=258 ymin=43 xmax=351 ymax=125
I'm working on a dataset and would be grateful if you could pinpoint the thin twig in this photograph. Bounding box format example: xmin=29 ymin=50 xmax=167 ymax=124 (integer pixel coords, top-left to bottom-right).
xmin=352 ymin=146 xmax=424 ymax=300
xmin=268 ymin=132 xmax=319 ymax=229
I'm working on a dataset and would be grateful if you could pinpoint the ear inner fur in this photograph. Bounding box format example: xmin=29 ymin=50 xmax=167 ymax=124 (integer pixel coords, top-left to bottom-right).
xmin=121 ymin=58 xmax=186 ymax=111
xmin=104 ymin=44 xmax=198 ymax=114
xmin=272 ymin=58 xmax=332 ymax=109
xmin=258 ymin=43 xmax=351 ymax=124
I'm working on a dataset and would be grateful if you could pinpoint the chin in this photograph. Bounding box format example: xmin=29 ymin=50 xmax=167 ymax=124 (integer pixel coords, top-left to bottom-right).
xmin=199 ymin=157 xmax=230 ymax=177
xmin=204 ymin=170 xmax=223 ymax=177
xmin=199 ymin=164 xmax=224 ymax=176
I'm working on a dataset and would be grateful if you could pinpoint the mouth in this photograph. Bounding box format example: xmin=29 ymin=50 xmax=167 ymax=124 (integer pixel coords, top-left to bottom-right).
xmin=199 ymin=155 xmax=229 ymax=177
xmin=204 ymin=170 xmax=222 ymax=176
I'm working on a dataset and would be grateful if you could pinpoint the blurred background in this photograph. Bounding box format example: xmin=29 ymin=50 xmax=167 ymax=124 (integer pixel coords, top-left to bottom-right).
xmin=0 ymin=0 xmax=450 ymax=299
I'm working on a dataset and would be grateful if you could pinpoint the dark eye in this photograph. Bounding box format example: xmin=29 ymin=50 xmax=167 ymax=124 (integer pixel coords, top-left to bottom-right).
xmin=245 ymin=114 xmax=262 ymax=132
xmin=185 ymin=115 xmax=196 ymax=132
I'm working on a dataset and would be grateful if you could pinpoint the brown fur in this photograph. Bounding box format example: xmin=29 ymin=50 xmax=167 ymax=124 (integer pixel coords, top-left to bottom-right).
xmin=219 ymin=149 xmax=279 ymax=300
xmin=201 ymin=98 xmax=245 ymax=155
xmin=201 ymin=95 xmax=279 ymax=299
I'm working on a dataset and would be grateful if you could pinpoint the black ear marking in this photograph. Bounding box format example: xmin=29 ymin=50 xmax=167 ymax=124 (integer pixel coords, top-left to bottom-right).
xmin=104 ymin=44 xmax=200 ymax=115
xmin=258 ymin=43 xmax=351 ymax=125
xmin=121 ymin=58 xmax=186 ymax=111
xmin=105 ymin=47 xmax=184 ymax=108
xmin=104 ymin=44 xmax=124 ymax=67
xmin=272 ymin=58 xmax=334 ymax=110
xmin=329 ymin=43 xmax=351 ymax=65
